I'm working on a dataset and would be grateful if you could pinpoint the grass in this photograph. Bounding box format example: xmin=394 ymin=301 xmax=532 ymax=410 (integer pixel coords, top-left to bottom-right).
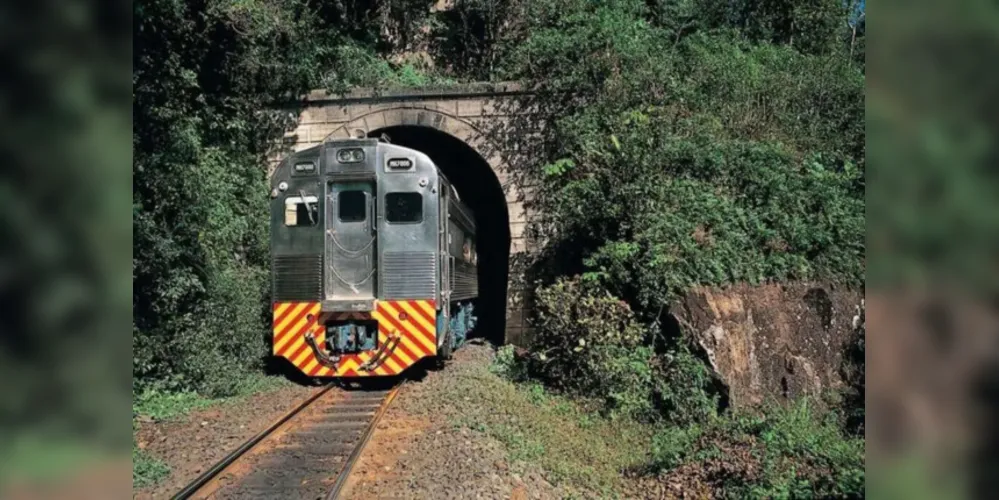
xmin=131 ymin=373 xmax=295 ymax=488
xmin=133 ymin=390 xmax=215 ymax=422
xmin=486 ymin=344 xmax=865 ymax=498
xmin=133 ymin=373 xmax=291 ymax=421
xmin=648 ymin=399 xmax=865 ymax=498
xmin=418 ymin=348 xmax=654 ymax=497
xmin=133 ymin=445 xmax=170 ymax=488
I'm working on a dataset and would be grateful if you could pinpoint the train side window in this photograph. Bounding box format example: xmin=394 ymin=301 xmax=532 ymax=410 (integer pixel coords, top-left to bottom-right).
xmin=285 ymin=195 xmax=319 ymax=226
xmin=385 ymin=192 xmax=422 ymax=223
xmin=338 ymin=191 xmax=366 ymax=222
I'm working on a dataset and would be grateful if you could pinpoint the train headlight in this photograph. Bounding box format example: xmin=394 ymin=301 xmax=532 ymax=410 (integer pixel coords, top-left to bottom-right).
xmin=337 ymin=148 xmax=365 ymax=163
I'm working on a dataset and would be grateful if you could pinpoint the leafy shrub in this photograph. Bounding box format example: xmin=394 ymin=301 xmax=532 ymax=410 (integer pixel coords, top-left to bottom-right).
xmin=529 ymin=276 xmax=654 ymax=418
xmin=490 ymin=344 xmax=528 ymax=381
xmin=527 ymin=276 xmax=724 ymax=424
xmin=651 ymin=347 xmax=720 ymax=426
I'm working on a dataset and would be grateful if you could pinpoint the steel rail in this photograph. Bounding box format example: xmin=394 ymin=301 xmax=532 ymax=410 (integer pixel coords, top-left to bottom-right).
xmin=325 ymin=381 xmax=405 ymax=500
xmin=170 ymin=383 xmax=336 ymax=500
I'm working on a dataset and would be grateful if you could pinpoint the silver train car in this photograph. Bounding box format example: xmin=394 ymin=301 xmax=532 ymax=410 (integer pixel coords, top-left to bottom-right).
xmin=269 ymin=138 xmax=478 ymax=377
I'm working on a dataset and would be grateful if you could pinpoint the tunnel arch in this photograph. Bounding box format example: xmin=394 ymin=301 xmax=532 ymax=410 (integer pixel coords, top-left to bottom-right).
xmin=323 ymin=108 xmax=516 ymax=345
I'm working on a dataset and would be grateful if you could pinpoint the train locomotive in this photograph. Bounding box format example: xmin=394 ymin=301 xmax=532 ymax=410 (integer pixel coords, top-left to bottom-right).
xmin=269 ymin=138 xmax=478 ymax=377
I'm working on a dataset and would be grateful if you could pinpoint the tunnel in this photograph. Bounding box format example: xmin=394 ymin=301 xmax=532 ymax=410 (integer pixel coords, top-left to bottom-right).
xmin=367 ymin=125 xmax=510 ymax=345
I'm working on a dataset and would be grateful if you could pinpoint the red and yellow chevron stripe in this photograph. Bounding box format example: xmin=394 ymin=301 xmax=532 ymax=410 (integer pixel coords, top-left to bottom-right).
xmin=272 ymin=300 xmax=437 ymax=377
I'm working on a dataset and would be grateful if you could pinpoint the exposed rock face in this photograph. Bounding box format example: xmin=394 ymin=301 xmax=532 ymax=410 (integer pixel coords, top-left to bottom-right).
xmin=675 ymin=282 xmax=863 ymax=408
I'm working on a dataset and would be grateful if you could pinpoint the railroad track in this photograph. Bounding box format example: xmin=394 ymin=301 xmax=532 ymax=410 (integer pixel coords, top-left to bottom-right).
xmin=171 ymin=381 xmax=404 ymax=500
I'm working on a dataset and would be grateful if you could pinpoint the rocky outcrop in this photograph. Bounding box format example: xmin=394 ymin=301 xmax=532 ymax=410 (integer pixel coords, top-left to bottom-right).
xmin=675 ymin=282 xmax=863 ymax=408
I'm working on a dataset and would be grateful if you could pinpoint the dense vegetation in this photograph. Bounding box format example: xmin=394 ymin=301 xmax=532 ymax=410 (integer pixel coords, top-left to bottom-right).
xmin=134 ymin=0 xmax=865 ymax=495
xmin=490 ymin=1 xmax=865 ymax=496
xmin=133 ymin=0 xmax=450 ymax=398
xmin=492 ymin=1 xmax=865 ymax=495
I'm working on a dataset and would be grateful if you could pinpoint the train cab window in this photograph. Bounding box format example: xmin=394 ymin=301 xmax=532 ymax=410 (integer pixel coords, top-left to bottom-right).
xmin=284 ymin=195 xmax=319 ymax=226
xmin=385 ymin=192 xmax=422 ymax=223
xmin=338 ymin=191 xmax=366 ymax=222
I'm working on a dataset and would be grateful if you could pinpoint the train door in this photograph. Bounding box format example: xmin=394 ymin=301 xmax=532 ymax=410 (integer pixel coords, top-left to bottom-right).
xmin=326 ymin=181 xmax=377 ymax=301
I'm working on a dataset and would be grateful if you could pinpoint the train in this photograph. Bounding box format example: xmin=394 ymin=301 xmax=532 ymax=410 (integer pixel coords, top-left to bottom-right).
xmin=269 ymin=137 xmax=478 ymax=377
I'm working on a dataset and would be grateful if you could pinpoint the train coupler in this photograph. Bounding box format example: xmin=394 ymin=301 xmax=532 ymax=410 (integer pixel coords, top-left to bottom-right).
xmin=304 ymin=331 xmax=341 ymax=368
xmin=359 ymin=331 xmax=402 ymax=372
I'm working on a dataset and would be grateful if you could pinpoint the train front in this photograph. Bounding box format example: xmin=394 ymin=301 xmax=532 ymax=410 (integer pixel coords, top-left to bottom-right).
xmin=270 ymin=139 xmax=440 ymax=377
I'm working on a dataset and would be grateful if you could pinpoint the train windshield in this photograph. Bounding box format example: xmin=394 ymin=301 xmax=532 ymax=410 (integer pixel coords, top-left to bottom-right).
xmin=338 ymin=190 xmax=366 ymax=222
xmin=385 ymin=192 xmax=422 ymax=223
xmin=284 ymin=195 xmax=318 ymax=226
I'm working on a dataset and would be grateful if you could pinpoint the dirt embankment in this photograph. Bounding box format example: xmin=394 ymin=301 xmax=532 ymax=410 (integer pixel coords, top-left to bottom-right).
xmin=676 ymin=282 xmax=864 ymax=408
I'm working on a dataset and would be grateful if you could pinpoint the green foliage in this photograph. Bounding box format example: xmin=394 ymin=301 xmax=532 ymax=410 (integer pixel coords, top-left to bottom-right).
xmin=495 ymin=5 xmax=865 ymax=496
xmin=132 ymin=390 xmax=213 ymax=422
xmin=725 ymin=401 xmax=864 ymax=498
xmin=429 ymin=0 xmax=528 ymax=80
xmin=133 ymin=0 xmax=308 ymax=398
xmin=524 ymin=276 xmax=721 ymax=424
xmin=529 ymin=276 xmax=656 ymax=419
xmin=508 ymin=0 xmax=864 ymax=309
xmin=651 ymin=400 xmax=865 ymax=499
xmin=490 ymin=344 xmax=528 ymax=380
xmin=651 ymin=347 xmax=720 ymax=426
xmin=133 ymin=446 xmax=171 ymax=488
xmin=324 ymin=43 xmax=457 ymax=94
xmin=650 ymin=424 xmax=703 ymax=470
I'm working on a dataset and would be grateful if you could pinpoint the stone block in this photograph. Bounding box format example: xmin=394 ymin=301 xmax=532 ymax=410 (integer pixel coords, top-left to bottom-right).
xmin=428 ymin=99 xmax=459 ymax=116
xmin=364 ymin=112 xmax=388 ymax=132
xmin=297 ymin=107 xmax=325 ymax=125
xmin=481 ymin=97 xmax=520 ymax=116
xmin=507 ymin=201 xmax=527 ymax=224
xmin=504 ymin=326 xmax=534 ymax=347
xmin=305 ymin=123 xmax=340 ymax=143
xmin=504 ymin=184 xmax=537 ymax=204
xmin=322 ymin=105 xmax=352 ymax=123
xmin=505 ymin=308 xmax=526 ymax=330
xmin=457 ymin=99 xmax=485 ymax=117
xmin=507 ymin=287 xmax=536 ymax=307
xmin=511 ymin=238 xmax=529 ymax=255
xmin=509 ymin=221 xmax=527 ymax=241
